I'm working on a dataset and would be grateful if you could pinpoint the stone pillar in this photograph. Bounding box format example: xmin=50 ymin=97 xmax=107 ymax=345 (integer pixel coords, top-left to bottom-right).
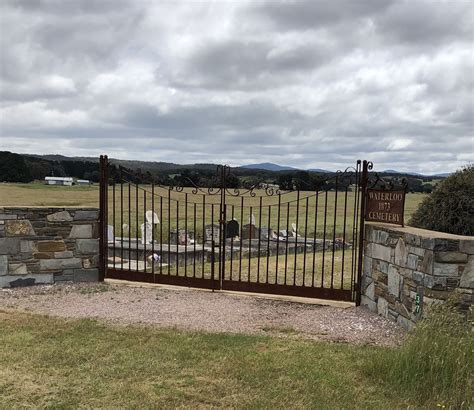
xmin=0 ymin=207 xmax=100 ymax=287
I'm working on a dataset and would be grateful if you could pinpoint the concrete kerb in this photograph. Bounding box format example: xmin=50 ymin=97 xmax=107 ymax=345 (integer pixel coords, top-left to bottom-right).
xmin=105 ymin=278 xmax=354 ymax=308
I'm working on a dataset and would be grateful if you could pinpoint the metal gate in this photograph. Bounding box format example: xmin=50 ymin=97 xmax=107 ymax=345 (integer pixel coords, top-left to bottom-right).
xmin=99 ymin=156 xmax=369 ymax=303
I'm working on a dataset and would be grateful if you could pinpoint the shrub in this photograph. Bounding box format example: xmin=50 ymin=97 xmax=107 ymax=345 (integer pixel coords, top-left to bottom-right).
xmin=409 ymin=165 xmax=474 ymax=235
xmin=366 ymin=300 xmax=473 ymax=408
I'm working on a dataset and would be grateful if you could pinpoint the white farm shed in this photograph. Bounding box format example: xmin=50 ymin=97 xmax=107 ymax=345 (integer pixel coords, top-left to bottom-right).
xmin=76 ymin=179 xmax=91 ymax=185
xmin=45 ymin=177 xmax=74 ymax=186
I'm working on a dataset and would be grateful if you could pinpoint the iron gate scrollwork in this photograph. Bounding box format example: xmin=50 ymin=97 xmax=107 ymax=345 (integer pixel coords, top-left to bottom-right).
xmin=99 ymin=156 xmax=369 ymax=303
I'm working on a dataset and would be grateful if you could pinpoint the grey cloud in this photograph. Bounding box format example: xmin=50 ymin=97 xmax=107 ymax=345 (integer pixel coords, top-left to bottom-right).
xmin=376 ymin=0 xmax=473 ymax=45
xmin=171 ymin=39 xmax=335 ymax=91
xmin=106 ymin=101 xmax=305 ymax=135
xmin=249 ymin=0 xmax=394 ymax=31
xmin=9 ymin=0 xmax=134 ymax=15
xmin=0 ymin=0 xmax=472 ymax=174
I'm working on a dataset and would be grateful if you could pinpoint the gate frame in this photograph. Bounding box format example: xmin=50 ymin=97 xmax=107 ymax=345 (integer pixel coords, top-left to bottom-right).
xmin=355 ymin=160 xmax=370 ymax=306
xmin=98 ymin=155 xmax=370 ymax=304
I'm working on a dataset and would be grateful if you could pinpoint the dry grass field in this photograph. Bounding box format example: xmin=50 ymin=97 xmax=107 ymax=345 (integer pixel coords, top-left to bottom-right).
xmin=0 ymin=182 xmax=425 ymax=237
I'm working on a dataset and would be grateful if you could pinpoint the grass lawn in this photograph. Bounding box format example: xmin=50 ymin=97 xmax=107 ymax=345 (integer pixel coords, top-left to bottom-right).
xmin=132 ymin=249 xmax=356 ymax=290
xmin=0 ymin=310 xmax=418 ymax=408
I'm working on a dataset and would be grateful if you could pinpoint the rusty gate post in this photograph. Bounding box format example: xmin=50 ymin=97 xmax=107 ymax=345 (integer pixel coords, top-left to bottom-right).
xmin=355 ymin=160 xmax=371 ymax=305
xmin=99 ymin=155 xmax=108 ymax=282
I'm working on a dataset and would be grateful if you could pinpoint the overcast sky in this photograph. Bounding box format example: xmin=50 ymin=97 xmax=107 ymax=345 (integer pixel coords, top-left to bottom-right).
xmin=0 ymin=0 xmax=473 ymax=174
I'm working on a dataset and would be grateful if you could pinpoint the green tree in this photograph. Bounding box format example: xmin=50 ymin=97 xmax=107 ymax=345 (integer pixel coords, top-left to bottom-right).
xmin=409 ymin=165 xmax=474 ymax=235
xmin=0 ymin=151 xmax=33 ymax=182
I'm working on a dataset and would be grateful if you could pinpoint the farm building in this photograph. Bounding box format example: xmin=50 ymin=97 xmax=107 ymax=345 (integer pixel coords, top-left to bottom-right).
xmin=44 ymin=177 xmax=74 ymax=186
xmin=76 ymin=179 xmax=91 ymax=185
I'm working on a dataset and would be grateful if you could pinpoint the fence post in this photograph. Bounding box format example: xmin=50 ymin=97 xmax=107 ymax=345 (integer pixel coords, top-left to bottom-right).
xmin=99 ymin=155 xmax=108 ymax=282
xmin=355 ymin=160 xmax=370 ymax=306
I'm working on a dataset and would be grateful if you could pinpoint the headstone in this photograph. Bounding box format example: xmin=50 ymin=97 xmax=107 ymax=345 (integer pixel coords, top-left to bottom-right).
xmin=145 ymin=210 xmax=160 ymax=225
xmin=291 ymin=223 xmax=298 ymax=238
xmin=241 ymin=223 xmax=259 ymax=240
xmin=260 ymin=226 xmax=276 ymax=240
xmin=249 ymin=214 xmax=256 ymax=225
xmin=122 ymin=224 xmax=129 ymax=235
xmin=178 ymin=231 xmax=190 ymax=245
xmin=204 ymin=224 xmax=220 ymax=243
xmin=107 ymin=225 xmax=114 ymax=242
xmin=170 ymin=229 xmax=192 ymax=245
xmin=140 ymin=222 xmax=153 ymax=245
xmin=225 ymin=220 xmax=239 ymax=238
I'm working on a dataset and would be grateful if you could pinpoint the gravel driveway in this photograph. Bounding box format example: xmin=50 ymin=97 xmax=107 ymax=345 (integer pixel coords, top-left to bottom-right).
xmin=0 ymin=282 xmax=404 ymax=346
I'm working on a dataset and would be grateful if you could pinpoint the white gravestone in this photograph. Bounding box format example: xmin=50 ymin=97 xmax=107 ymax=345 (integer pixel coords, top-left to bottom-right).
xmin=146 ymin=210 xmax=160 ymax=225
xmin=249 ymin=214 xmax=256 ymax=225
xmin=140 ymin=222 xmax=153 ymax=245
xmin=291 ymin=223 xmax=299 ymax=237
xmin=107 ymin=225 xmax=114 ymax=242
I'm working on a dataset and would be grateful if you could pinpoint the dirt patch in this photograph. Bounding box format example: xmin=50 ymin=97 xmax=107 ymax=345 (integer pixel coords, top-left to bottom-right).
xmin=0 ymin=282 xmax=404 ymax=346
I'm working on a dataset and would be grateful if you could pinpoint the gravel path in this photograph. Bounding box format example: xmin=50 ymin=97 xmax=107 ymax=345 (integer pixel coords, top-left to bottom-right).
xmin=0 ymin=283 xmax=404 ymax=346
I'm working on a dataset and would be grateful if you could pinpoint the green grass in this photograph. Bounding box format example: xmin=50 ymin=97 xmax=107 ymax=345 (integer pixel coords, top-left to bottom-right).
xmin=132 ymin=248 xmax=356 ymax=290
xmin=366 ymin=301 xmax=473 ymax=408
xmin=1 ymin=309 xmax=471 ymax=408
xmin=0 ymin=311 xmax=415 ymax=408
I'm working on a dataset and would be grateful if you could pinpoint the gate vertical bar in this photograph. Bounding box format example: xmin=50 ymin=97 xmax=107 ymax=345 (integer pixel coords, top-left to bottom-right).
xmin=219 ymin=165 xmax=227 ymax=289
xmin=355 ymin=160 xmax=370 ymax=305
xmin=99 ymin=155 xmax=104 ymax=281
xmin=98 ymin=155 xmax=108 ymax=281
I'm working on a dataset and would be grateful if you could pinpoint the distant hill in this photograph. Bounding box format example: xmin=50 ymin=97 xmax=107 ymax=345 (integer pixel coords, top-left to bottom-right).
xmin=240 ymin=162 xmax=299 ymax=172
xmin=0 ymin=151 xmax=449 ymax=194
xmin=241 ymin=162 xmax=331 ymax=173
xmin=308 ymin=168 xmax=331 ymax=173
xmin=29 ymin=154 xmax=450 ymax=177
xmin=383 ymin=169 xmax=423 ymax=176
xmin=383 ymin=169 xmax=451 ymax=177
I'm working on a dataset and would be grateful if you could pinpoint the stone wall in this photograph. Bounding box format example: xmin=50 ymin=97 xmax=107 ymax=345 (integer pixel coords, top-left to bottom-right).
xmin=361 ymin=223 xmax=473 ymax=330
xmin=0 ymin=207 xmax=100 ymax=287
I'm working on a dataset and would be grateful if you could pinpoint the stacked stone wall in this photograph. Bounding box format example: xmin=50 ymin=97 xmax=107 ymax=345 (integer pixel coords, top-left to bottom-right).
xmin=0 ymin=207 xmax=100 ymax=287
xmin=362 ymin=223 xmax=473 ymax=330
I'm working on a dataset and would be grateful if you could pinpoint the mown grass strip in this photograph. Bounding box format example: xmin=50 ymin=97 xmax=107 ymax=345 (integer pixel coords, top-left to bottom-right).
xmin=1 ymin=309 xmax=470 ymax=408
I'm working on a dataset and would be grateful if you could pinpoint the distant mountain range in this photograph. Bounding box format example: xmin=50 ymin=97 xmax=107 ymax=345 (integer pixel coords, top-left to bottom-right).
xmin=241 ymin=163 xmax=450 ymax=177
xmin=241 ymin=162 xmax=330 ymax=173
xmin=383 ymin=169 xmax=451 ymax=178
xmin=14 ymin=153 xmax=451 ymax=178
xmin=241 ymin=162 xmax=299 ymax=172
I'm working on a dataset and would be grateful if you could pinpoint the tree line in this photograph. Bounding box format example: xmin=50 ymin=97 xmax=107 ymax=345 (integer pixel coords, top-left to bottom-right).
xmin=0 ymin=151 xmax=436 ymax=193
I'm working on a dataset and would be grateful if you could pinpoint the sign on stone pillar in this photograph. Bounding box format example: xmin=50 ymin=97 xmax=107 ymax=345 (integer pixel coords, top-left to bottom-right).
xmin=365 ymin=190 xmax=406 ymax=226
